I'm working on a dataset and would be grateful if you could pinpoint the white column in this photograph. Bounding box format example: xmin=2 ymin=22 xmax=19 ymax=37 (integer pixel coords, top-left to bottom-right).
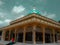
xmin=9 ymin=30 xmax=11 ymax=41
xmin=53 ymin=29 xmax=55 ymax=43
xmin=15 ymin=29 xmax=17 ymax=42
xmin=33 ymin=25 xmax=36 ymax=45
xmin=1 ymin=30 xmax=5 ymax=41
xmin=42 ymin=27 xmax=45 ymax=44
xmin=23 ymin=27 xmax=26 ymax=43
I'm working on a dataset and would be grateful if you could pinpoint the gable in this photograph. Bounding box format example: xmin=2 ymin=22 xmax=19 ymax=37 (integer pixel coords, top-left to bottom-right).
xmin=10 ymin=13 xmax=60 ymax=26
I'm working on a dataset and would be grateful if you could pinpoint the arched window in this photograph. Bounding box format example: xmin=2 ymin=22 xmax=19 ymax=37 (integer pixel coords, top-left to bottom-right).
xmin=45 ymin=28 xmax=53 ymax=43
xmin=17 ymin=28 xmax=23 ymax=42
xmin=45 ymin=28 xmax=52 ymax=33
xmin=36 ymin=26 xmax=43 ymax=43
xmin=35 ymin=26 xmax=42 ymax=32
xmin=25 ymin=26 xmax=33 ymax=43
xmin=26 ymin=26 xmax=33 ymax=32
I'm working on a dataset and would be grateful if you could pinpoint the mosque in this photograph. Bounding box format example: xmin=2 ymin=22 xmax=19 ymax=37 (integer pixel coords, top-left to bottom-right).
xmin=0 ymin=8 xmax=60 ymax=45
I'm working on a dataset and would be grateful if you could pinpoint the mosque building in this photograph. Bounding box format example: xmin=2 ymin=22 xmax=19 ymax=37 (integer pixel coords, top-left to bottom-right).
xmin=0 ymin=8 xmax=60 ymax=45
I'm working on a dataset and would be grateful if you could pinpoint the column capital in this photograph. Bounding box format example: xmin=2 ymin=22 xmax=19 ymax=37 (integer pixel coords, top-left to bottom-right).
xmin=33 ymin=25 xmax=36 ymax=31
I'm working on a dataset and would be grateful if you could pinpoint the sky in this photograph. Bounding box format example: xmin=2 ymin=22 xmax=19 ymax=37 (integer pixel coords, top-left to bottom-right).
xmin=0 ymin=0 xmax=60 ymax=27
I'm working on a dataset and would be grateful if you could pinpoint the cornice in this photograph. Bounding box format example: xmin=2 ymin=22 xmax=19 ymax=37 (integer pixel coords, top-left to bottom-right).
xmin=0 ymin=17 xmax=60 ymax=30
xmin=10 ymin=13 xmax=60 ymax=26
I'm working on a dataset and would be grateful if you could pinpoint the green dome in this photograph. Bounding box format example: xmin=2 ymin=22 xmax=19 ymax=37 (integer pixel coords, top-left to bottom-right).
xmin=29 ymin=9 xmax=40 ymax=14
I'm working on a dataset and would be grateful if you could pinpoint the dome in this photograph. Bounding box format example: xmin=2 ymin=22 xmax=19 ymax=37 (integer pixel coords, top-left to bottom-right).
xmin=29 ymin=8 xmax=40 ymax=14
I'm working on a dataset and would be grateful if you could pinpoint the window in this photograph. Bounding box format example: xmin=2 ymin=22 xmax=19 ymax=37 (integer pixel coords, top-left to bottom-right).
xmin=45 ymin=28 xmax=53 ymax=43
xmin=25 ymin=26 xmax=33 ymax=43
xmin=55 ymin=31 xmax=60 ymax=43
xmin=36 ymin=26 xmax=43 ymax=43
xmin=17 ymin=33 xmax=23 ymax=42
xmin=25 ymin=32 xmax=33 ymax=43
xmin=36 ymin=32 xmax=43 ymax=43
xmin=26 ymin=32 xmax=32 ymax=41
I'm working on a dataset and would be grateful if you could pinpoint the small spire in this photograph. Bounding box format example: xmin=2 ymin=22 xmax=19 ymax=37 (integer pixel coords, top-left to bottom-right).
xmin=33 ymin=7 xmax=36 ymax=10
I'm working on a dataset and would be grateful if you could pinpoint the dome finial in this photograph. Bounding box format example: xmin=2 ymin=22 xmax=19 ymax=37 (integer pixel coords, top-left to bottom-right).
xmin=33 ymin=6 xmax=36 ymax=10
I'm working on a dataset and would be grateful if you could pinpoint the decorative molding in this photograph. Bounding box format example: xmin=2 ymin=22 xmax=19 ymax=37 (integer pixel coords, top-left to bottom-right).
xmin=1 ymin=14 xmax=60 ymax=30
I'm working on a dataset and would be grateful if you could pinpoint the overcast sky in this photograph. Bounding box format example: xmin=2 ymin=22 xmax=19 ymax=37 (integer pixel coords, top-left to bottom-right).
xmin=0 ymin=0 xmax=60 ymax=27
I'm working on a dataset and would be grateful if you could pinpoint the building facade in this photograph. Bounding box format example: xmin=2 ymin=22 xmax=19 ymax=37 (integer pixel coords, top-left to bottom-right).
xmin=0 ymin=13 xmax=60 ymax=44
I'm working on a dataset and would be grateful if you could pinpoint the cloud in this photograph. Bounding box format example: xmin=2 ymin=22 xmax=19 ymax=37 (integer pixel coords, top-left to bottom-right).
xmin=41 ymin=11 xmax=56 ymax=19
xmin=0 ymin=21 xmax=3 ymax=24
xmin=46 ymin=14 xmax=56 ymax=19
xmin=0 ymin=12 xmax=5 ymax=18
xmin=4 ymin=19 xmax=11 ymax=23
xmin=16 ymin=15 xmax=24 ymax=19
xmin=12 ymin=5 xmax=25 ymax=14
xmin=41 ymin=11 xmax=47 ymax=16
xmin=0 ymin=19 xmax=11 ymax=27
xmin=0 ymin=0 xmax=4 ymax=6
xmin=35 ymin=0 xmax=47 ymax=5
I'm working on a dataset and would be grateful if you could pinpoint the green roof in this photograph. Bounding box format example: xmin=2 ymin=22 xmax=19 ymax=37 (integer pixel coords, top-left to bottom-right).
xmin=29 ymin=9 xmax=40 ymax=14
